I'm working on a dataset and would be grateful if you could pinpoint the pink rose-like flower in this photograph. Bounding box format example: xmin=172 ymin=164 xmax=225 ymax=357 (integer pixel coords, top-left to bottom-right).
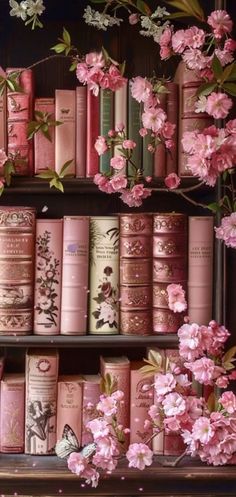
xmin=154 ymin=372 xmax=176 ymax=397
xmin=139 ymin=127 xmax=148 ymax=137
xmin=178 ymin=322 xmax=203 ymax=361
xmin=109 ymin=174 xmax=127 ymax=191
xmin=129 ymin=13 xmax=139 ymax=25
xmin=120 ymin=184 xmax=151 ymax=207
xmin=219 ymin=391 xmax=236 ymax=414
xmin=110 ymin=155 xmax=126 ymax=170
xmin=162 ymin=392 xmax=186 ymax=417
xmin=123 ymin=139 xmax=136 ymax=150
xmin=185 ymin=26 xmax=205 ymax=49
xmin=76 ymin=62 xmax=89 ymax=83
xmin=159 ymin=27 xmax=172 ymax=47
xmin=68 ymin=452 xmax=87 ymax=476
xmin=192 ymin=417 xmax=215 ymax=444
xmin=126 ymin=443 xmax=153 ymax=470
xmin=165 ymin=173 xmax=180 ymax=190
xmin=130 ymin=76 xmax=152 ymax=103
xmin=216 ymin=375 xmax=229 ymax=388
xmin=185 ymin=357 xmax=224 ymax=385
xmin=87 ymin=418 xmax=109 ymax=439
xmin=207 ymin=10 xmax=233 ymax=39
xmin=215 ymin=212 xmax=236 ymax=248
xmin=167 ymin=283 xmax=187 ymax=313
xmin=142 ymin=107 xmax=166 ymax=133
xmin=171 ymin=29 xmax=187 ymax=53
xmin=85 ymin=51 xmax=105 ymax=68
xmin=205 ymin=92 xmax=233 ymax=119
xmin=95 ymin=136 xmax=108 ymax=156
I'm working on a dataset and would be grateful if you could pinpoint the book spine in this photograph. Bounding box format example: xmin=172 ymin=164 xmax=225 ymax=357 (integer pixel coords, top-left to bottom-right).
xmin=100 ymin=356 xmax=130 ymax=445
xmin=34 ymin=98 xmax=55 ymax=173
xmin=128 ymin=82 xmax=142 ymax=174
xmin=120 ymin=214 xmax=153 ymax=336
xmin=0 ymin=206 xmax=35 ymax=335
xmin=164 ymin=432 xmax=186 ymax=456
xmin=153 ymin=214 xmax=187 ymax=333
xmin=0 ymin=67 xmax=7 ymax=152
xmin=25 ymin=349 xmax=58 ymax=454
xmin=60 ymin=216 xmax=89 ymax=335
xmin=76 ymin=86 xmax=87 ymax=178
xmin=56 ymin=376 xmax=83 ymax=443
xmin=0 ymin=374 xmax=25 ymax=453
xmin=142 ymin=132 xmax=153 ymax=177
xmin=6 ymin=68 xmax=34 ymax=175
xmin=114 ymin=82 xmax=127 ymax=156
xmin=154 ymin=93 xmax=167 ymax=178
xmin=86 ymin=90 xmax=99 ymax=177
xmin=130 ymin=366 xmax=153 ymax=445
xmin=99 ymin=88 xmax=114 ymax=173
xmin=166 ymin=82 xmax=178 ymax=174
xmin=188 ymin=216 xmax=214 ymax=325
xmin=34 ymin=219 xmax=63 ymax=335
xmin=55 ymin=89 xmax=76 ymax=175
xmin=82 ymin=375 xmax=101 ymax=446
xmin=89 ymin=216 xmax=119 ymax=334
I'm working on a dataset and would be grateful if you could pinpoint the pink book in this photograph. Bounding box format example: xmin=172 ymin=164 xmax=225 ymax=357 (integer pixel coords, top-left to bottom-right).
xmin=100 ymin=356 xmax=130 ymax=445
xmin=0 ymin=373 xmax=25 ymax=453
xmin=25 ymin=349 xmax=59 ymax=455
xmin=55 ymin=89 xmax=76 ymax=175
xmin=130 ymin=362 xmax=153 ymax=445
xmin=86 ymin=89 xmax=99 ymax=177
xmin=188 ymin=216 xmax=214 ymax=325
xmin=60 ymin=216 xmax=89 ymax=335
xmin=34 ymin=219 xmax=63 ymax=335
xmin=82 ymin=374 xmax=101 ymax=446
xmin=34 ymin=98 xmax=55 ymax=173
xmin=76 ymin=86 xmax=87 ymax=177
xmin=0 ymin=67 xmax=7 ymax=152
xmin=57 ymin=375 xmax=83 ymax=444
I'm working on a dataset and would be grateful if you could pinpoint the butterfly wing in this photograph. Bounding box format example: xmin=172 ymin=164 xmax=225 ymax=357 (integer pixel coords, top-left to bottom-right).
xmin=55 ymin=424 xmax=80 ymax=459
xmin=81 ymin=442 xmax=96 ymax=458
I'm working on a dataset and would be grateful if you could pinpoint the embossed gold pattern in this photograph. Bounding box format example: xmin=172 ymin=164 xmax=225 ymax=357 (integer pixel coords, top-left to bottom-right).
xmin=153 ymin=214 xmax=186 ymax=233
xmin=120 ymin=312 xmax=152 ymax=335
xmin=0 ymin=312 xmax=32 ymax=333
xmin=120 ymin=214 xmax=152 ymax=235
xmin=0 ymin=208 xmax=35 ymax=229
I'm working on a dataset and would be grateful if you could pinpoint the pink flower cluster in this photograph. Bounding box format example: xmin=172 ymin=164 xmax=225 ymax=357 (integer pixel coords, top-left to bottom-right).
xmin=215 ymin=212 xmax=236 ymax=248
xmin=166 ymin=283 xmax=187 ymax=313
xmin=76 ymin=51 xmax=127 ymax=96
xmin=181 ymin=121 xmax=236 ymax=186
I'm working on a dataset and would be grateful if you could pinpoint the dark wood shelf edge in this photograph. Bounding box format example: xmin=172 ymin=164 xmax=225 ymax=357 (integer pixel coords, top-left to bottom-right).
xmin=0 ymin=334 xmax=178 ymax=347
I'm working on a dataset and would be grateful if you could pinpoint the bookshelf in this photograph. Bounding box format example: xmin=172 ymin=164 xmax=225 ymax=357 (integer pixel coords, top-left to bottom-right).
xmin=1 ymin=0 xmax=236 ymax=495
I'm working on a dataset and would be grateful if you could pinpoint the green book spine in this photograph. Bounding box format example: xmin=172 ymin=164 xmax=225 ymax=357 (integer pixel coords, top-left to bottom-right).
xmin=128 ymin=83 xmax=142 ymax=177
xmin=99 ymin=89 xmax=114 ymax=174
xmin=142 ymin=132 xmax=154 ymax=177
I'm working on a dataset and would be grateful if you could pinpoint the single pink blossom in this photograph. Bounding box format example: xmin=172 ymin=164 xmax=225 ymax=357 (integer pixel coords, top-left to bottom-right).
xmin=171 ymin=30 xmax=187 ymax=53
xmin=219 ymin=392 xmax=236 ymax=414
xmin=86 ymin=51 xmax=105 ymax=68
xmin=109 ymin=174 xmax=127 ymax=191
xmin=76 ymin=63 xmax=89 ymax=83
xmin=126 ymin=443 xmax=153 ymax=470
xmin=96 ymin=395 xmax=118 ymax=416
xmin=139 ymin=127 xmax=148 ymax=137
xmin=110 ymin=155 xmax=126 ymax=170
xmin=94 ymin=136 xmax=108 ymax=155
xmin=185 ymin=26 xmax=205 ymax=49
xmin=142 ymin=107 xmax=166 ymax=133
xmin=130 ymin=76 xmax=153 ymax=103
xmin=87 ymin=418 xmax=109 ymax=439
xmin=216 ymin=376 xmax=229 ymax=388
xmin=164 ymin=173 xmax=180 ymax=189
xmin=162 ymin=392 xmax=186 ymax=417
xmin=192 ymin=417 xmax=215 ymax=444
xmin=159 ymin=27 xmax=172 ymax=47
xmin=185 ymin=357 xmax=224 ymax=385
xmin=215 ymin=213 xmax=236 ymax=248
xmin=68 ymin=452 xmax=87 ymax=476
xmin=167 ymin=283 xmax=187 ymax=313
xmin=129 ymin=13 xmax=139 ymax=25
xmin=183 ymin=49 xmax=211 ymax=70
xmin=207 ymin=10 xmax=233 ymax=39
xmin=205 ymin=92 xmax=233 ymax=119
xmin=123 ymin=139 xmax=136 ymax=150
xmin=160 ymin=45 xmax=172 ymax=60
xmin=154 ymin=372 xmax=176 ymax=397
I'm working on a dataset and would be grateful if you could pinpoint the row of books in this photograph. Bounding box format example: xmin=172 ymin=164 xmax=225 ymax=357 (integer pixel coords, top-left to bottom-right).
xmin=0 ymin=62 xmax=212 ymax=178
xmin=0 ymin=349 xmax=186 ymax=456
xmin=0 ymin=208 xmax=214 ymax=336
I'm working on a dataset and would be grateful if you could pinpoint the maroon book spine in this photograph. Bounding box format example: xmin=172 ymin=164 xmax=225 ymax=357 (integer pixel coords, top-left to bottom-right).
xmin=166 ymin=82 xmax=178 ymax=174
xmin=86 ymin=90 xmax=99 ymax=177
xmin=120 ymin=214 xmax=153 ymax=335
xmin=0 ymin=206 xmax=36 ymax=335
xmin=76 ymin=86 xmax=87 ymax=177
xmin=34 ymin=98 xmax=55 ymax=173
xmin=153 ymin=213 xmax=187 ymax=333
xmin=6 ymin=68 xmax=34 ymax=176
xmin=154 ymin=93 xmax=167 ymax=178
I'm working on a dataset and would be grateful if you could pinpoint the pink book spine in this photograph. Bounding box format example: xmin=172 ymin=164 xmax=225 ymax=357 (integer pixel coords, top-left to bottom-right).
xmin=34 ymin=220 xmax=63 ymax=335
xmin=114 ymin=82 xmax=127 ymax=156
xmin=82 ymin=375 xmax=101 ymax=446
xmin=76 ymin=86 xmax=87 ymax=177
xmin=56 ymin=376 xmax=83 ymax=444
xmin=188 ymin=216 xmax=214 ymax=325
xmin=100 ymin=356 xmax=130 ymax=445
xmin=34 ymin=98 xmax=55 ymax=173
xmin=25 ymin=349 xmax=59 ymax=455
xmin=0 ymin=67 xmax=7 ymax=152
xmin=166 ymin=82 xmax=178 ymax=174
xmin=86 ymin=89 xmax=99 ymax=177
xmin=130 ymin=364 xmax=153 ymax=445
xmin=0 ymin=374 xmax=25 ymax=453
xmin=6 ymin=68 xmax=34 ymax=115
xmin=154 ymin=93 xmax=167 ymax=178
xmin=55 ymin=89 xmax=76 ymax=175
xmin=60 ymin=216 xmax=89 ymax=335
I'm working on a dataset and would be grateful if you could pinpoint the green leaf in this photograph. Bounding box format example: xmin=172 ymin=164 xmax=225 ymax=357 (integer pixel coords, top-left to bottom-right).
xmin=222 ymin=82 xmax=236 ymax=97
xmin=51 ymin=43 xmax=66 ymax=54
xmin=212 ymin=55 xmax=223 ymax=80
xmin=50 ymin=177 xmax=64 ymax=192
xmin=59 ymin=159 xmax=73 ymax=177
xmin=3 ymin=161 xmax=15 ymax=186
xmin=6 ymin=79 xmax=16 ymax=92
xmin=207 ymin=202 xmax=221 ymax=213
xmin=62 ymin=27 xmax=71 ymax=45
xmin=36 ymin=169 xmax=55 ymax=179
xmin=224 ymin=64 xmax=236 ymax=82
xmin=164 ymin=11 xmax=193 ymax=18
xmin=136 ymin=0 xmax=151 ymax=15
xmin=196 ymin=82 xmax=217 ymax=97
xmin=41 ymin=127 xmax=51 ymax=142
xmin=207 ymin=392 xmax=216 ymax=413
xmin=102 ymin=46 xmax=109 ymax=62
xmin=222 ymin=346 xmax=236 ymax=365
xmin=69 ymin=61 xmax=78 ymax=72
xmin=220 ymin=62 xmax=236 ymax=85
xmin=166 ymin=0 xmax=204 ymax=19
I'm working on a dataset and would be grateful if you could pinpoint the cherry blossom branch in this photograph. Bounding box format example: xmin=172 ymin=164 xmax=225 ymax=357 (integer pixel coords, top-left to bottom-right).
xmin=161 ymin=450 xmax=187 ymax=467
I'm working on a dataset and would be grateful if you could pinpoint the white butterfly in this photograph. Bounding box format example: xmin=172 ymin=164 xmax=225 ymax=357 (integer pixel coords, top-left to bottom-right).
xmin=55 ymin=424 xmax=96 ymax=460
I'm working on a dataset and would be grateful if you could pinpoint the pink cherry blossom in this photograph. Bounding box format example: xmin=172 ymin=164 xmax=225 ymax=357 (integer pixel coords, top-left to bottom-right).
xmin=215 ymin=213 xmax=236 ymax=248
xmin=130 ymin=76 xmax=152 ymax=103
xmin=216 ymin=375 xmax=229 ymax=388
xmin=85 ymin=51 xmax=105 ymax=68
xmin=164 ymin=173 xmax=181 ymax=189
xmin=87 ymin=418 xmax=110 ymax=439
xmin=123 ymin=139 xmax=136 ymax=150
xmin=214 ymin=48 xmax=234 ymax=66
xmin=68 ymin=452 xmax=88 ymax=476
xmin=167 ymin=283 xmax=187 ymax=313
xmin=110 ymin=156 xmax=126 ymax=170
xmin=182 ymin=48 xmax=210 ymax=70
xmin=192 ymin=417 xmax=215 ymax=443
xmin=94 ymin=136 xmax=108 ymax=155
xmin=207 ymin=10 xmax=233 ymax=39
xmin=142 ymin=107 xmax=166 ymax=133
xmin=95 ymin=435 xmax=120 ymax=458
xmin=109 ymin=174 xmax=127 ymax=191
xmin=162 ymin=392 xmax=186 ymax=416
xmin=139 ymin=127 xmax=148 ymax=137
xmin=185 ymin=357 xmax=224 ymax=384
xmin=159 ymin=27 xmax=172 ymax=47
xmin=160 ymin=45 xmax=172 ymax=60
xmin=96 ymin=395 xmax=118 ymax=416
xmin=76 ymin=62 xmax=89 ymax=83
xmin=171 ymin=30 xmax=187 ymax=53
xmin=154 ymin=372 xmax=176 ymax=397
xmin=219 ymin=392 xmax=236 ymax=414
xmin=178 ymin=322 xmax=203 ymax=361
xmin=126 ymin=443 xmax=153 ymax=470
xmin=185 ymin=26 xmax=205 ymax=49
xmin=129 ymin=13 xmax=139 ymax=25
xmin=205 ymin=92 xmax=233 ymax=119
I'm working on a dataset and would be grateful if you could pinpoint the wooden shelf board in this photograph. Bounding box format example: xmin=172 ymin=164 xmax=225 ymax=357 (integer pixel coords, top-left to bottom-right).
xmin=0 ymin=334 xmax=178 ymax=347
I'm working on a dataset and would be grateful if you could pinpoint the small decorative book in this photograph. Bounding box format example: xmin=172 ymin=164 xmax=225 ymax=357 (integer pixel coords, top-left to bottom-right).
xmin=76 ymin=86 xmax=87 ymax=178
xmin=25 ymin=349 xmax=59 ymax=455
xmin=34 ymin=97 xmax=55 ymax=173
xmin=0 ymin=373 xmax=25 ymax=453
xmin=0 ymin=206 xmax=36 ymax=335
xmin=57 ymin=375 xmax=83 ymax=444
xmin=34 ymin=219 xmax=63 ymax=335
xmin=55 ymin=89 xmax=76 ymax=176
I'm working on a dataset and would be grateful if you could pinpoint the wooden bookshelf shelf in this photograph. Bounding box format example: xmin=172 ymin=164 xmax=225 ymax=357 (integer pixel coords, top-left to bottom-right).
xmin=0 ymin=334 xmax=178 ymax=348
xmin=0 ymin=454 xmax=235 ymax=496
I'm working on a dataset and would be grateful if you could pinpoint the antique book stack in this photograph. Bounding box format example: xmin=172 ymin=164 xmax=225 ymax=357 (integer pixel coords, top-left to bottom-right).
xmin=152 ymin=213 xmax=188 ymax=333
xmin=119 ymin=213 xmax=153 ymax=335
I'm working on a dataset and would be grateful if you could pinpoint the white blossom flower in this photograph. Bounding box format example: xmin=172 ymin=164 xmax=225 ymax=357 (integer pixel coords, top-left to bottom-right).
xmin=9 ymin=0 xmax=28 ymax=20
xmin=25 ymin=0 xmax=45 ymax=17
xmin=83 ymin=6 xmax=122 ymax=31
